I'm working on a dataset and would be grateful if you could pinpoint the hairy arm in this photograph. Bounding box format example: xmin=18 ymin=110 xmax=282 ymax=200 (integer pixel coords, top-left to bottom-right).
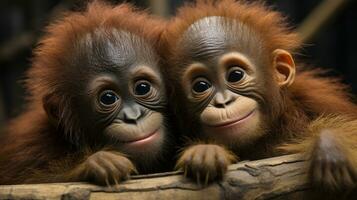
xmin=280 ymin=115 xmax=357 ymax=191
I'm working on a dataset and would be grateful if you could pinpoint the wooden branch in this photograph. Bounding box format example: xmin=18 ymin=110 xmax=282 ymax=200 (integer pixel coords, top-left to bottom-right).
xmin=297 ymin=0 xmax=351 ymax=43
xmin=0 ymin=154 xmax=313 ymax=200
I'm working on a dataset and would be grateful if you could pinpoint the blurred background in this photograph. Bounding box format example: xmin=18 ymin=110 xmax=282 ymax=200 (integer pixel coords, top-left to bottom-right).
xmin=0 ymin=0 xmax=356 ymax=128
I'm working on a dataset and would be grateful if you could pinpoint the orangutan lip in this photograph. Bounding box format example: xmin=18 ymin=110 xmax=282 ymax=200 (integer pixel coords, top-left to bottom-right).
xmin=207 ymin=109 xmax=256 ymax=128
xmin=124 ymin=128 xmax=159 ymax=144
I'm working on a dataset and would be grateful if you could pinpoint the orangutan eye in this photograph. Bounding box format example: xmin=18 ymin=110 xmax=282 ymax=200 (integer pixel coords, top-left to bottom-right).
xmin=99 ymin=90 xmax=119 ymax=106
xmin=227 ymin=68 xmax=245 ymax=83
xmin=192 ymin=79 xmax=211 ymax=93
xmin=134 ymin=80 xmax=152 ymax=96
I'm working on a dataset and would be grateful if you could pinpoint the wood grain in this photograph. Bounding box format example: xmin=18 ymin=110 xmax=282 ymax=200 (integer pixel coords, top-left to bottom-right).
xmin=0 ymin=154 xmax=318 ymax=200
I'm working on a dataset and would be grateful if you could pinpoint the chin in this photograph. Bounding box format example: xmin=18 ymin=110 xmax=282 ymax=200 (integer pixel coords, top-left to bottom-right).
xmin=120 ymin=127 xmax=166 ymax=159
xmin=202 ymin=110 xmax=264 ymax=146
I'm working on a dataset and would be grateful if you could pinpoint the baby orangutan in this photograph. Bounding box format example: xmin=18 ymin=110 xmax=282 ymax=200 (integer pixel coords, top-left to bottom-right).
xmin=0 ymin=1 xmax=174 ymax=185
xmin=162 ymin=0 xmax=357 ymax=192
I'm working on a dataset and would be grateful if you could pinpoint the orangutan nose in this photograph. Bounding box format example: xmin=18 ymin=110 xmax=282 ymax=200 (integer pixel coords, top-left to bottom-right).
xmin=213 ymin=92 xmax=236 ymax=108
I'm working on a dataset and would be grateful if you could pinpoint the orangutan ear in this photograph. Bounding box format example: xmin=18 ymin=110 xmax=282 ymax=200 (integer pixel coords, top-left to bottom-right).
xmin=272 ymin=49 xmax=296 ymax=87
xmin=43 ymin=93 xmax=60 ymax=125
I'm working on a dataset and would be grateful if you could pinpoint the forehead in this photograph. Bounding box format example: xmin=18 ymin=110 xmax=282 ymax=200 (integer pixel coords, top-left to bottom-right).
xmin=178 ymin=16 xmax=263 ymax=63
xmin=75 ymin=28 xmax=158 ymax=73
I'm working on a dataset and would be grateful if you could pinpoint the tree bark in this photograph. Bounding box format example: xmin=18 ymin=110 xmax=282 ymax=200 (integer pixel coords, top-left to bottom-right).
xmin=0 ymin=154 xmax=313 ymax=200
